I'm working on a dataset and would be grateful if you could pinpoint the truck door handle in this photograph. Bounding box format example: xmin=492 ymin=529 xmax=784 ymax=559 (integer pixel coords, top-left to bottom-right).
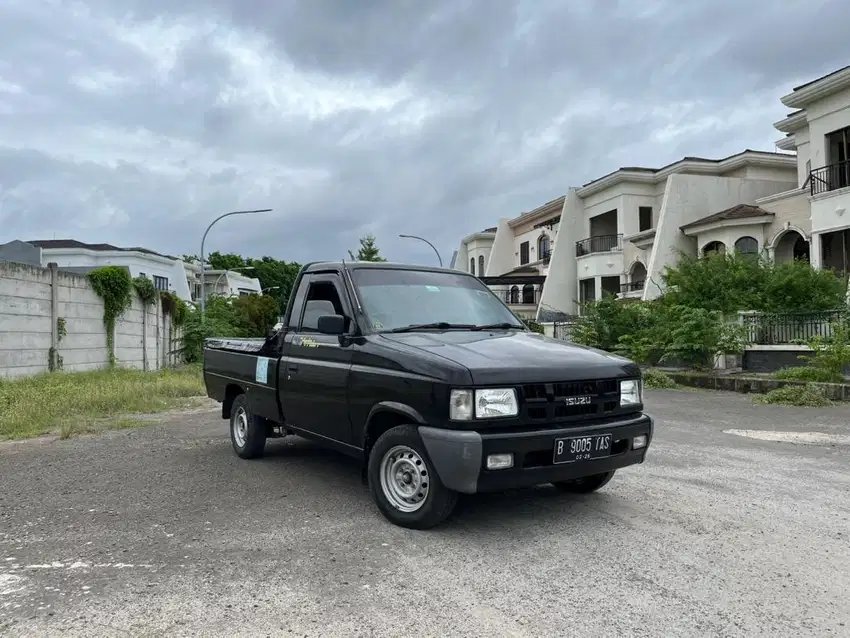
xmin=288 ymin=364 xmax=299 ymax=374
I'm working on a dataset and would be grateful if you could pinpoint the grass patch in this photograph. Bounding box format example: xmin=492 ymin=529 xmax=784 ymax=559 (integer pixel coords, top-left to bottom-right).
xmin=773 ymin=366 xmax=843 ymax=384
xmin=642 ymin=368 xmax=677 ymax=389
xmin=0 ymin=365 xmax=205 ymax=440
xmin=754 ymin=384 xmax=833 ymax=407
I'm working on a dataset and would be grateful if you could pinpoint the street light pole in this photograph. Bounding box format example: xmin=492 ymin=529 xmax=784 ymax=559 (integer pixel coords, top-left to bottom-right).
xmin=200 ymin=208 xmax=271 ymax=322
xmin=262 ymin=286 xmax=280 ymax=294
xmin=398 ymin=234 xmax=443 ymax=267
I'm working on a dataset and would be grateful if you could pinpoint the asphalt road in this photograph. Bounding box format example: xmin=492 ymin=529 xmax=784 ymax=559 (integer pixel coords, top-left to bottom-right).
xmin=1 ymin=390 xmax=848 ymax=637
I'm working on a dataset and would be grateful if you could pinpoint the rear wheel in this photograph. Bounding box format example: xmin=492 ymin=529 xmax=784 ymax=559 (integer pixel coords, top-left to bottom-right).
xmin=368 ymin=425 xmax=458 ymax=529
xmin=553 ymin=471 xmax=615 ymax=494
xmin=230 ymin=394 xmax=266 ymax=459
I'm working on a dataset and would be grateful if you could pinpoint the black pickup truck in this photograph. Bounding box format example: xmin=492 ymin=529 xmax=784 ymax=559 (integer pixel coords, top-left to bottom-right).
xmin=204 ymin=261 xmax=653 ymax=529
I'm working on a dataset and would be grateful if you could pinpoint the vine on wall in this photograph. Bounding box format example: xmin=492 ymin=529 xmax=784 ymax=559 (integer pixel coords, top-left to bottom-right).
xmin=88 ymin=266 xmax=133 ymax=366
xmin=48 ymin=316 xmax=68 ymax=372
xmin=132 ymin=275 xmax=158 ymax=306
xmin=159 ymin=291 xmax=188 ymax=326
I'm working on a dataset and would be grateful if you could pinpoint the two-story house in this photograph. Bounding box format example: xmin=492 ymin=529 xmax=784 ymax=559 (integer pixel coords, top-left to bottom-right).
xmin=454 ymin=198 xmax=562 ymax=319
xmin=0 ymin=239 xmax=263 ymax=302
xmin=538 ymin=150 xmax=798 ymax=315
xmin=773 ymin=64 xmax=850 ymax=274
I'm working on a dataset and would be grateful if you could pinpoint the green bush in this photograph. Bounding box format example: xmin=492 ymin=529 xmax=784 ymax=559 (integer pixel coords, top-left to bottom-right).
xmin=180 ymin=294 xmax=280 ymax=363
xmin=571 ymin=252 xmax=845 ymax=371
xmin=773 ymin=366 xmax=843 ymax=383
xmin=521 ymin=318 xmax=544 ymax=334
xmin=803 ymin=320 xmax=850 ymax=378
xmin=754 ymin=384 xmax=833 ymax=407
xmin=642 ymin=368 xmax=677 ymax=389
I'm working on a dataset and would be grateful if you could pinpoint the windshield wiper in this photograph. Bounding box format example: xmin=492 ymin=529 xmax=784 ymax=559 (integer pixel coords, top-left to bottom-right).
xmin=471 ymin=322 xmax=523 ymax=331
xmin=389 ymin=322 xmax=476 ymax=333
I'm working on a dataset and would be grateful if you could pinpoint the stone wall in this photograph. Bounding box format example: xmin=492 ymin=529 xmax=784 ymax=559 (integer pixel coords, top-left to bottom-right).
xmin=0 ymin=261 xmax=182 ymax=378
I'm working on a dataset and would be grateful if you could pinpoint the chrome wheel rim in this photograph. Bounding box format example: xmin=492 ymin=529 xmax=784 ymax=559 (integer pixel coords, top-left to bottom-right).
xmin=232 ymin=407 xmax=248 ymax=448
xmin=379 ymin=445 xmax=430 ymax=512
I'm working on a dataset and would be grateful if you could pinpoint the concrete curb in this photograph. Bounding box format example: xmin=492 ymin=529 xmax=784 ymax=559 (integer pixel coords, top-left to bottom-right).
xmin=666 ymin=371 xmax=850 ymax=401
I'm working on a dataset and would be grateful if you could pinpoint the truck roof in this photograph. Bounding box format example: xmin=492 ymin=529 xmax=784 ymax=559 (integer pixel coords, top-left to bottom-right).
xmin=303 ymin=261 xmax=467 ymax=276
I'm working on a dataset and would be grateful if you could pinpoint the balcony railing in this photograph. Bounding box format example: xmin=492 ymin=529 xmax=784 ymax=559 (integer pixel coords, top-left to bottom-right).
xmin=541 ymin=249 xmax=552 ymax=263
xmin=490 ymin=287 xmax=540 ymax=305
xmin=620 ymin=280 xmax=645 ymax=293
xmin=810 ymin=160 xmax=850 ymax=196
xmin=576 ymin=234 xmax=623 ymax=257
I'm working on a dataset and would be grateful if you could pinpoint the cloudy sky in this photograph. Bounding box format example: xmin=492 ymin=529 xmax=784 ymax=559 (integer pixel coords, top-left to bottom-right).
xmin=1 ymin=0 xmax=848 ymax=267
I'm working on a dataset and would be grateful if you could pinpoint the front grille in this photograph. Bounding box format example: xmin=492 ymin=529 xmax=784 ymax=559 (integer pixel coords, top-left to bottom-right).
xmin=520 ymin=378 xmax=621 ymax=423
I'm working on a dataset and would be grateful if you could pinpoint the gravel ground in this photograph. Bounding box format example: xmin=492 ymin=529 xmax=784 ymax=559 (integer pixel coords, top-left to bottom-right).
xmin=1 ymin=390 xmax=848 ymax=637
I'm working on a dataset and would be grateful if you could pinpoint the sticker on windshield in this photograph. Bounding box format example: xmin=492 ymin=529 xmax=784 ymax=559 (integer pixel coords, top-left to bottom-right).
xmin=425 ymin=285 xmax=440 ymax=292
xmin=373 ymin=320 xmax=383 ymax=329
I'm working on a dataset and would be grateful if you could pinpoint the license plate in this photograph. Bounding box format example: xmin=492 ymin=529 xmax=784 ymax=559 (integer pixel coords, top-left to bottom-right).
xmin=553 ymin=433 xmax=612 ymax=464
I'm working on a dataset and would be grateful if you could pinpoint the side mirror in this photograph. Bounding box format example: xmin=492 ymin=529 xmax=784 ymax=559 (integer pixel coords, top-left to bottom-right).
xmin=317 ymin=314 xmax=347 ymax=335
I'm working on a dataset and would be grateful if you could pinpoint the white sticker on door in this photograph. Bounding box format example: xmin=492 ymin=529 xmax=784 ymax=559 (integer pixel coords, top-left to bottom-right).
xmin=255 ymin=357 xmax=270 ymax=384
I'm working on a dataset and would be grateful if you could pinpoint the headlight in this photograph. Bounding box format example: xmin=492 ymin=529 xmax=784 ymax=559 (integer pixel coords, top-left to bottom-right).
xmin=449 ymin=388 xmax=519 ymax=420
xmin=449 ymin=389 xmax=474 ymax=420
xmin=620 ymin=379 xmax=642 ymax=406
xmin=475 ymin=388 xmax=519 ymax=418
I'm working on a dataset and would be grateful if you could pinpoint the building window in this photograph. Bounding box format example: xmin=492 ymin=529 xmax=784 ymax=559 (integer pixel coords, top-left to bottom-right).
xmin=519 ymin=241 xmax=530 ymax=265
xmin=734 ymin=236 xmax=758 ymax=257
xmin=478 ymin=255 xmax=484 ymax=275
xmin=153 ymin=275 xmax=169 ymax=291
xmin=538 ymin=234 xmax=551 ymax=261
xmin=522 ymin=284 xmax=535 ymax=304
xmin=702 ymin=241 xmax=726 ymax=257
xmin=470 ymin=258 xmax=475 ymax=275
xmin=139 ymin=272 xmax=146 ymax=278
xmin=639 ymin=207 xmax=652 ymax=232
xmin=509 ymin=286 xmax=519 ymax=304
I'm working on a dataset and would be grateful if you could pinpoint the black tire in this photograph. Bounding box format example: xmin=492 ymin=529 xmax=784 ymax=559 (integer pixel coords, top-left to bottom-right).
xmin=229 ymin=394 xmax=267 ymax=459
xmin=553 ymin=471 xmax=615 ymax=494
xmin=367 ymin=425 xmax=458 ymax=530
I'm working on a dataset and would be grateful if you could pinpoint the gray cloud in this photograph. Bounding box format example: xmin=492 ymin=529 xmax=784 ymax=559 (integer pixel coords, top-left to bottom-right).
xmin=1 ymin=0 xmax=849 ymax=267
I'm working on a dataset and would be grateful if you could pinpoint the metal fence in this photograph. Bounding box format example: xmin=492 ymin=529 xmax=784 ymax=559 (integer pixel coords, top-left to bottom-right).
xmin=553 ymin=319 xmax=580 ymax=341
xmin=740 ymin=310 xmax=847 ymax=345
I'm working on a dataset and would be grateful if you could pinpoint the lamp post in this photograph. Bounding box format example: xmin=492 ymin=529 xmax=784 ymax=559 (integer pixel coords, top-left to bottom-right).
xmin=262 ymin=286 xmax=280 ymax=294
xmin=398 ymin=234 xmax=443 ymax=267
xmin=211 ymin=266 xmax=255 ymax=298
xmin=200 ymin=208 xmax=271 ymax=322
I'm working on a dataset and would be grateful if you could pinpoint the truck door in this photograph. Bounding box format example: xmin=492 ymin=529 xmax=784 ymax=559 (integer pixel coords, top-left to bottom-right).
xmin=279 ymin=272 xmax=355 ymax=445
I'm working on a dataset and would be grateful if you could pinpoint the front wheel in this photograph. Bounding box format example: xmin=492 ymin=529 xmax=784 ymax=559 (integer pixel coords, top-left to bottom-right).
xmin=230 ymin=394 xmax=267 ymax=459
xmin=553 ymin=471 xmax=615 ymax=494
xmin=368 ymin=425 xmax=458 ymax=530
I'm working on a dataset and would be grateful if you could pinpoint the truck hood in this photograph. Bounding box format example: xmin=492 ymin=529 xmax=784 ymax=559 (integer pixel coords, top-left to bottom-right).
xmin=378 ymin=330 xmax=639 ymax=384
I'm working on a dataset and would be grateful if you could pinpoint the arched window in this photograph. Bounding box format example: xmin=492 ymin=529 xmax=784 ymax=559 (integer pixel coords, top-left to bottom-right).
xmin=470 ymin=258 xmax=475 ymax=275
xmin=734 ymin=236 xmax=758 ymax=257
xmin=522 ymin=284 xmax=535 ymax=304
xmin=702 ymin=241 xmax=726 ymax=257
xmin=509 ymin=285 xmax=519 ymax=304
xmin=538 ymin=233 xmax=551 ymax=260
xmin=478 ymin=255 xmax=485 ymax=275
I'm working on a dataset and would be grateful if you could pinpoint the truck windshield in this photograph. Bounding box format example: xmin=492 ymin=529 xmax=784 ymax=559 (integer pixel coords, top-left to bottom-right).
xmin=351 ymin=268 xmax=526 ymax=332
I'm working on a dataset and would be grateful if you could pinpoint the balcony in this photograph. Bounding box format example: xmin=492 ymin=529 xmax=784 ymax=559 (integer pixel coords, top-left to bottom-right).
xmin=541 ymin=249 xmax=552 ymax=264
xmin=620 ymin=280 xmax=645 ymax=293
xmin=491 ymin=286 xmax=540 ymax=306
xmin=575 ymin=234 xmax=623 ymax=257
xmin=810 ymin=160 xmax=850 ymax=196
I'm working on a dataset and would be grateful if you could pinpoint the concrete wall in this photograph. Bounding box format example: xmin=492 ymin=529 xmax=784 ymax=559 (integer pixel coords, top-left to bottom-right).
xmin=0 ymin=261 xmax=183 ymax=379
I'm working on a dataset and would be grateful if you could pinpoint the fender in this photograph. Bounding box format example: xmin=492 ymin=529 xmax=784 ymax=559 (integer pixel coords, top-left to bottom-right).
xmin=365 ymin=401 xmax=427 ymax=426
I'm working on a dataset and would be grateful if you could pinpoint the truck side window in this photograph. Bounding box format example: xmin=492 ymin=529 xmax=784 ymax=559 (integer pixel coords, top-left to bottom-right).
xmin=287 ymin=276 xmax=311 ymax=330
xmin=300 ymin=280 xmax=347 ymax=333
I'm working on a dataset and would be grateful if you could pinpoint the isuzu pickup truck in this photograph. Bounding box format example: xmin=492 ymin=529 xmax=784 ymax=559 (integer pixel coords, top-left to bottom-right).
xmin=204 ymin=261 xmax=653 ymax=529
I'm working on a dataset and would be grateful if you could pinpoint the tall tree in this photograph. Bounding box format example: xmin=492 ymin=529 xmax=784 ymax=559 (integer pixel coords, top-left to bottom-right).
xmin=354 ymin=234 xmax=387 ymax=262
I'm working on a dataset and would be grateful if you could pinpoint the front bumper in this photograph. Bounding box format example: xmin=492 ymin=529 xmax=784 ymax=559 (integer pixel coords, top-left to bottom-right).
xmin=418 ymin=413 xmax=653 ymax=494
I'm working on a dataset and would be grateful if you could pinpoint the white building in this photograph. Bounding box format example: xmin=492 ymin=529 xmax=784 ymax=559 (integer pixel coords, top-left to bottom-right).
xmin=10 ymin=239 xmax=262 ymax=302
xmin=773 ymin=64 xmax=850 ymax=273
xmin=454 ymin=199 xmax=562 ymax=319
